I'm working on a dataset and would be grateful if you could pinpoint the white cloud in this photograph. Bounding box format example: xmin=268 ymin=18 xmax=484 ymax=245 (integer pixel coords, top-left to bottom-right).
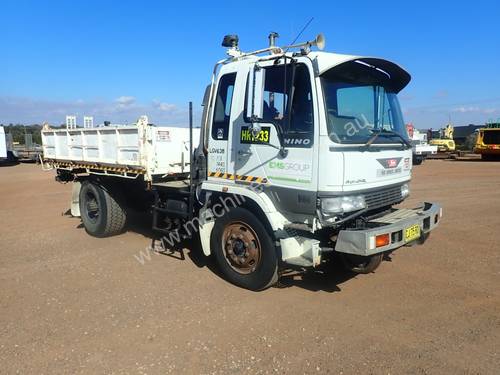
xmin=152 ymin=100 xmax=177 ymax=112
xmin=0 ymin=95 xmax=199 ymax=127
xmin=454 ymin=106 xmax=480 ymax=113
xmin=115 ymin=96 xmax=136 ymax=108
xmin=402 ymin=102 xmax=500 ymax=128
xmin=452 ymin=106 xmax=498 ymax=114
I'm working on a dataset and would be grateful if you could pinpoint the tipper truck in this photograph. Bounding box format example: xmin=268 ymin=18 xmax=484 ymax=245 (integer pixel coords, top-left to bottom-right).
xmin=41 ymin=33 xmax=442 ymax=290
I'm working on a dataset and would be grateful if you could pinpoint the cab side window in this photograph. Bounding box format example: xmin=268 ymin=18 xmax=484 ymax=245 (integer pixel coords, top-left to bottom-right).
xmin=288 ymin=64 xmax=313 ymax=135
xmin=212 ymin=73 xmax=236 ymax=140
xmin=260 ymin=65 xmax=288 ymax=123
xmin=246 ymin=64 xmax=313 ymax=147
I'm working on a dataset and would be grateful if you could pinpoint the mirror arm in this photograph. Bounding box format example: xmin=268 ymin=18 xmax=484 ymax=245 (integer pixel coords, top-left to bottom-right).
xmin=285 ymin=60 xmax=297 ymax=135
xmin=274 ymin=120 xmax=288 ymax=157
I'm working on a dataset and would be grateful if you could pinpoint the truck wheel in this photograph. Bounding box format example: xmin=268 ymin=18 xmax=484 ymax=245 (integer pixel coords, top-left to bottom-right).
xmin=210 ymin=207 xmax=278 ymax=291
xmin=79 ymin=181 xmax=127 ymax=237
xmin=339 ymin=253 xmax=383 ymax=274
xmin=6 ymin=151 xmax=17 ymax=163
xmin=413 ymin=156 xmax=423 ymax=165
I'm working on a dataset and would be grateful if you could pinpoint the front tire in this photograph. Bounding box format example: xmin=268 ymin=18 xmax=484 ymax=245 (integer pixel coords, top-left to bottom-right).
xmin=413 ymin=156 xmax=423 ymax=165
xmin=210 ymin=207 xmax=278 ymax=291
xmin=79 ymin=180 xmax=127 ymax=237
xmin=339 ymin=253 xmax=383 ymax=274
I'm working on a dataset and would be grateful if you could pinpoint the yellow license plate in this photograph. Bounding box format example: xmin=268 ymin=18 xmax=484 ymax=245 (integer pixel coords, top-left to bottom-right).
xmin=404 ymin=224 xmax=421 ymax=242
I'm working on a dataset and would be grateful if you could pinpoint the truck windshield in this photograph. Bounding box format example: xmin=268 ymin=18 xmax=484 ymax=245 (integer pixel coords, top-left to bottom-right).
xmin=321 ymin=77 xmax=408 ymax=145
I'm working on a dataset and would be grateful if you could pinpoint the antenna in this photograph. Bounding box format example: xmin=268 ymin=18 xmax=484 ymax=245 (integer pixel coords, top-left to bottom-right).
xmin=285 ymin=17 xmax=315 ymax=52
xmin=281 ymin=17 xmax=325 ymax=53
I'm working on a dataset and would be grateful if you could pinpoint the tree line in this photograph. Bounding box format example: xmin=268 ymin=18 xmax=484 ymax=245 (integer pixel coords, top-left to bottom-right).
xmin=0 ymin=124 xmax=65 ymax=145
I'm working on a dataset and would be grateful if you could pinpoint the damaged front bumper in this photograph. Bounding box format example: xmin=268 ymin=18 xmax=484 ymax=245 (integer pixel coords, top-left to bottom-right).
xmin=335 ymin=202 xmax=442 ymax=256
xmin=278 ymin=202 xmax=442 ymax=268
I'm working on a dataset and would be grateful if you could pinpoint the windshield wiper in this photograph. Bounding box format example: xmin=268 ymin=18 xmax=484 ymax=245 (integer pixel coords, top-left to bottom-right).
xmin=365 ymin=129 xmax=412 ymax=149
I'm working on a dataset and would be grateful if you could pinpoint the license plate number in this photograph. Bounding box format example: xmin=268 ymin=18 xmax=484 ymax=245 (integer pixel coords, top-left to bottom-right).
xmin=404 ymin=224 xmax=421 ymax=242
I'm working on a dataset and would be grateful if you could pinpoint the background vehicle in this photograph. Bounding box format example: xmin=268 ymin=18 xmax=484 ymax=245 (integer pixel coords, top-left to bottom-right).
xmin=474 ymin=122 xmax=500 ymax=160
xmin=13 ymin=133 xmax=42 ymax=162
xmin=0 ymin=126 xmax=18 ymax=163
xmin=41 ymin=33 xmax=442 ymax=290
xmin=0 ymin=126 xmax=6 ymax=161
xmin=407 ymin=124 xmax=437 ymax=165
xmin=429 ymin=123 xmax=456 ymax=152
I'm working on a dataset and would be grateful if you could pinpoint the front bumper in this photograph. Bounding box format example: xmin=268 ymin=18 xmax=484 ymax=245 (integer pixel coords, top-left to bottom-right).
xmin=474 ymin=146 xmax=500 ymax=155
xmin=335 ymin=202 xmax=441 ymax=256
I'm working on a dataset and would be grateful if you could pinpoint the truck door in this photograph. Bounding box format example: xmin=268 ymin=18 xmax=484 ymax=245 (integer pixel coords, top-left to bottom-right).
xmin=233 ymin=61 xmax=318 ymax=215
xmin=207 ymin=72 xmax=237 ymax=179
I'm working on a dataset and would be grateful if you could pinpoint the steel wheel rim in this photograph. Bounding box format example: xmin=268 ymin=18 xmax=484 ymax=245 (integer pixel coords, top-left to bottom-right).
xmin=85 ymin=191 xmax=99 ymax=223
xmin=222 ymin=221 xmax=261 ymax=274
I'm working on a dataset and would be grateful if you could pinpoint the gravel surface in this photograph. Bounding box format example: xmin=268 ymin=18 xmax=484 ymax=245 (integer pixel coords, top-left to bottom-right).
xmin=0 ymin=161 xmax=499 ymax=374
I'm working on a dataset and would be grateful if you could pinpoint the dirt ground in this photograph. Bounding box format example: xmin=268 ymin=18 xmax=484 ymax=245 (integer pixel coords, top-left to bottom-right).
xmin=1 ymin=160 xmax=499 ymax=374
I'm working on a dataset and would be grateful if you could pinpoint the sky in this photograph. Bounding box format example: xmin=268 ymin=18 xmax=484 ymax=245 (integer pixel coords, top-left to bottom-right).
xmin=1 ymin=0 xmax=500 ymax=129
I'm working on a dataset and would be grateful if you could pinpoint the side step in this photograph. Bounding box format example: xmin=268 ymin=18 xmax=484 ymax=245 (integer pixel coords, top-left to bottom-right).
xmin=151 ymin=187 xmax=195 ymax=239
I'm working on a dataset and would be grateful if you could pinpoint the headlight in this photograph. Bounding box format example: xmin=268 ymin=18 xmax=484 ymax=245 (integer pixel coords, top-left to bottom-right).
xmin=401 ymin=183 xmax=410 ymax=198
xmin=321 ymin=195 xmax=366 ymax=215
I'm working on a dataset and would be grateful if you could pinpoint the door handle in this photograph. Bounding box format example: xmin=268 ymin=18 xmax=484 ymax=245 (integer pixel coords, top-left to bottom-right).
xmin=238 ymin=150 xmax=253 ymax=156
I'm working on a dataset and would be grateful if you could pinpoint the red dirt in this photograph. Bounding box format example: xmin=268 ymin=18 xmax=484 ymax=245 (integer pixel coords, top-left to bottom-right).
xmin=1 ymin=160 xmax=499 ymax=374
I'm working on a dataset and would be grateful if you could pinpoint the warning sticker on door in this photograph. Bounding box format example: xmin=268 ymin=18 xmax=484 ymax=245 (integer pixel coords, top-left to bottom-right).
xmin=157 ymin=130 xmax=171 ymax=142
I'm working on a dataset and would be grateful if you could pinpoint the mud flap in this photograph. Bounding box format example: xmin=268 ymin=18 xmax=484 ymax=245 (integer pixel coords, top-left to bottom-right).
xmin=71 ymin=181 xmax=81 ymax=217
xmin=280 ymin=237 xmax=321 ymax=267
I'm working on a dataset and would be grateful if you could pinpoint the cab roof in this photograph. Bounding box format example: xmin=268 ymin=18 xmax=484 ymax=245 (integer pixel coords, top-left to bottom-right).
xmin=308 ymin=51 xmax=411 ymax=93
xmin=224 ymin=50 xmax=411 ymax=93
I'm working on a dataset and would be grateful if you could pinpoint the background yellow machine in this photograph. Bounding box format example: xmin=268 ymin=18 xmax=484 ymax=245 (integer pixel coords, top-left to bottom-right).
xmin=474 ymin=123 xmax=500 ymax=160
xmin=429 ymin=123 xmax=456 ymax=152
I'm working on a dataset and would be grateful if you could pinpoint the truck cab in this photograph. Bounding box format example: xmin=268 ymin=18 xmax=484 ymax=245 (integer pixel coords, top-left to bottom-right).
xmin=195 ymin=34 xmax=442 ymax=289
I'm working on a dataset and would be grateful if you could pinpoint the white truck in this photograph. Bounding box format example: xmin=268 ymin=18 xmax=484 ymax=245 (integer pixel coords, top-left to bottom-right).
xmin=0 ymin=126 xmax=17 ymax=163
xmin=0 ymin=126 xmax=6 ymax=161
xmin=41 ymin=33 xmax=442 ymax=290
xmin=411 ymin=128 xmax=437 ymax=165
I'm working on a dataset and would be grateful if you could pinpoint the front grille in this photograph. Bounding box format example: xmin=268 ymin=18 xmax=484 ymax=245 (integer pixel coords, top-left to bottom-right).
xmin=483 ymin=131 xmax=500 ymax=145
xmin=364 ymin=185 xmax=403 ymax=210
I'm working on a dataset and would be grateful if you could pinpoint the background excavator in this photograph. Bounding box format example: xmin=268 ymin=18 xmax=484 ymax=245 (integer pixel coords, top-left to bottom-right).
xmin=429 ymin=123 xmax=456 ymax=152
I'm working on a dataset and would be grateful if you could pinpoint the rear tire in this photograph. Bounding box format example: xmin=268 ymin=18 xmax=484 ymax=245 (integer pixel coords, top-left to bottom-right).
xmin=79 ymin=180 xmax=127 ymax=237
xmin=210 ymin=207 xmax=278 ymax=291
xmin=481 ymin=154 xmax=499 ymax=161
xmin=6 ymin=151 xmax=17 ymax=163
xmin=339 ymin=253 xmax=383 ymax=274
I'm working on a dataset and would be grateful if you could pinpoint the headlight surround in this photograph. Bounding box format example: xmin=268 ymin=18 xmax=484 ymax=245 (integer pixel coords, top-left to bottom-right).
xmin=321 ymin=195 xmax=366 ymax=216
xmin=401 ymin=183 xmax=410 ymax=198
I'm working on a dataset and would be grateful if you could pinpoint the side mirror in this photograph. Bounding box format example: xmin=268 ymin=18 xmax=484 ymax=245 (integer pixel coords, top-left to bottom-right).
xmin=246 ymin=64 xmax=265 ymax=121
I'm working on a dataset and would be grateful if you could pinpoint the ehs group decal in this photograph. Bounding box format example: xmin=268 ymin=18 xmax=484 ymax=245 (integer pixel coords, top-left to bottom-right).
xmin=267 ymin=160 xmax=312 ymax=184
